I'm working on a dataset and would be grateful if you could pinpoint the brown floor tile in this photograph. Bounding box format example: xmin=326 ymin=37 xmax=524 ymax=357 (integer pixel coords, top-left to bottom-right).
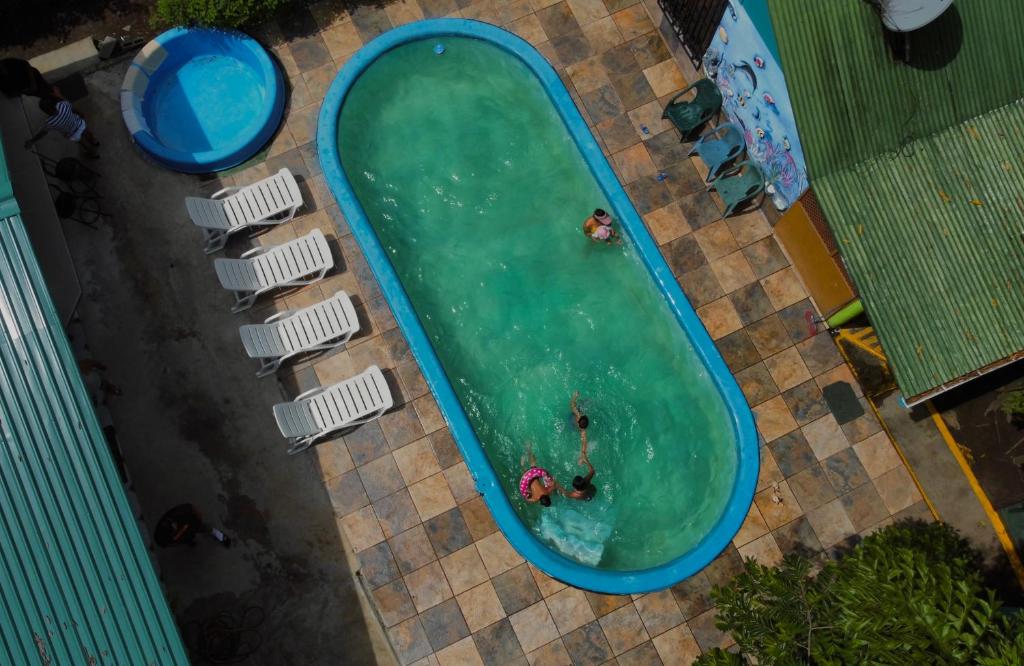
xmin=796 ymin=333 xmax=844 ymax=376
xmin=429 ymin=428 xmax=463 ymax=469
xmin=609 ymin=69 xmax=656 ymax=109
xmin=853 ymin=431 xmax=902 ymax=479
xmin=751 ymin=395 xmax=798 ymax=442
xmin=567 ymin=56 xmax=612 ymax=93
xmin=537 ymin=1 xmax=580 ymax=36
xmin=618 ymin=640 xmax=664 ymax=666
xmin=581 ymin=15 xmax=624 ymax=53
xmin=394 ymin=438 xmax=442 ymax=485
xmin=840 ymin=399 xmax=883 ymax=442
xmin=711 ymin=250 xmax=756 ymax=294
xmin=634 ymin=589 xmax=684 ymax=637
xmin=384 ymin=0 xmax=426 ymax=26
xmin=509 ymin=13 xmax=549 ymax=44
xmin=627 ymin=99 xmax=672 ymax=139
xmin=598 ymin=114 xmax=643 ymax=152
xmin=390 ymin=524 xmax=437 ymax=574
xmin=327 ymin=468 xmax=369 ymax=515
xmin=664 ymin=163 xmax=710 ymax=199
xmin=477 ymin=530 xmax=526 ymax=576
xmin=805 ymin=497 xmax=857 ymax=548
xmin=643 ymin=59 xmax=687 ymax=97
xmin=373 ymin=578 xmax=418 ymax=627
xmin=349 ymin=4 xmax=392 ymax=40
xmin=652 ymin=624 xmax=701 ymax=666
xmin=493 ymin=563 xmax=543 ymax=615
xmin=547 ymin=587 xmax=597 ymax=635
xmin=714 ymin=329 xmax=760 ymax=373
xmin=529 ymin=638 xmax=573 ymax=665
xmin=787 ymin=463 xmax=838 ymax=511
xmin=612 ymin=142 xmax=657 ymax=182
xmin=553 ymin=28 xmax=596 ymax=66
xmin=598 ymin=604 xmax=649 ymax=655
xmin=782 ymin=379 xmax=830 ymax=426
xmin=444 ymin=462 xmax=477 ymax=504
xmin=754 ymin=479 xmax=803 ymax=529
xmin=581 ymin=83 xmax=625 ymax=123
xmin=321 ymin=19 xmax=363 ymax=61
xmin=600 ymin=42 xmax=641 ymax=74
xmin=761 ymin=266 xmax=807 ymax=311
xmin=802 ymin=414 xmax=849 ymax=461
xmin=776 ymin=298 xmax=816 ymax=345
xmin=644 ymin=129 xmax=691 ymax=168
xmin=289 ymin=35 xmax=332 ymax=72
xmin=316 ymin=437 xmax=354 ymax=480
xmin=568 ymin=0 xmax=610 ymax=24
xmin=772 ymin=515 xmax=823 ymax=557
xmin=756 ymin=444 xmax=785 ymax=493
xmin=738 ymin=532 xmax=784 ymax=567
xmin=585 ymin=591 xmax=630 ymax=617
xmin=461 ymin=496 xmax=498 ymax=540
xmin=822 ymin=447 xmax=870 ymax=495
xmin=873 ymin=466 xmax=923 ymax=514
xmin=840 ymin=482 xmax=890 ymax=532
xmin=746 ymin=314 xmax=794 ymax=359
xmin=678 ymin=264 xmax=724 ymax=309
xmin=894 ymin=499 xmax=933 ymax=522
xmin=531 ymin=565 xmax=568 ymax=598
xmin=763 ymin=346 xmax=812 ymax=393
xmin=604 ymin=0 xmax=638 ymax=10
xmin=692 ymin=219 xmax=738 ymax=261
xmin=669 ymin=570 xmax=713 ymax=619
xmin=358 ymin=453 xmax=406 ymax=502
xmin=728 ymin=281 xmax=775 ymax=326
xmin=725 ymin=210 xmax=772 ymax=247
xmin=627 ymin=31 xmax=671 ymax=69
xmin=474 ymin=617 xmax=528 ymax=664
xmin=425 ymin=507 xmax=474 ymax=557
xmin=732 ymin=503 xmax=770 ymax=547
xmin=412 ymin=395 xmax=446 ymax=434
xmin=689 ymin=608 xmax=733 ymax=652
xmin=644 ymin=202 xmax=690 ymax=244
xmin=422 ymin=597 xmax=471 ymax=652
xmin=767 ymin=429 xmax=816 ymax=477
xmin=358 ymin=539 xmax=401 ymax=591
xmin=702 ymin=545 xmax=744 ymax=588
xmin=340 ymin=505 xmax=386 ymax=552
xmin=388 ymin=616 xmax=433 ymax=665
xmin=611 ymin=4 xmax=652 ymax=40
xmin=440 ymin=544 xmax=490 ymax=595
xmin=374 ymin=488 xmax=421 ymax=538
xmin=456 ymin=580 xmax=507 ymax=632
xmin=663 ymin=234 xmax=707 ymax=275
xmin=563 ymin=620 xmax=614 ymax=664
xmin=409 ymin=471 xmax=457 ymax=521
xmin=406 ymin=560 xmax=454 ymax=612
xmin=381 ymin=402 xmax=427 ymax=450
xmin=735 ymin=362 xmax=779 ymax=407
xmin=436 ymin=635 xmax=485 ymax=665
xmin=814 ymin=364 xmax=862 ymax=398
xmin=741 ymin=236 xmax=789 ymax=279
xmin=696 ymin=297 xmax=743 ymax=340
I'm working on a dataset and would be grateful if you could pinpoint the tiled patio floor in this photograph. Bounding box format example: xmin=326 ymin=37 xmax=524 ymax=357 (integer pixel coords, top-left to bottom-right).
xmin=211 ymin=0 xmax=932 ymax=663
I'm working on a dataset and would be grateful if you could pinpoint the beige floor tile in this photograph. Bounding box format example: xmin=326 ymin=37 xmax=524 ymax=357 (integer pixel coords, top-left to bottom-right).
xmin=509 ymin=14 xmax=549 ymax=44
xmin=643 ymin=59 xmax=687 ymax=97
xmin=805 ymin=497 xmax=857 ymax=548
xmin=530 ymin=0 xmax=563 ymax=10
xmin=477 ymin=530 xmax=526 ymax=576
xmin=409 ymin=472 xmax=457 ymax=521
xmin=854 ymin=431 xmax=903 ymax=479
xmin=498 ymin=0 xmax=534 ymax=24
xmin=726 ymin=210 xmax=773 ymax=247
xmin=457 ymin=580 xmax=507 ymax=632
xmin=581 ymin=16 xmax=624 ymax=52
xmin=751 ymin=395 xmax=798 ymax=442
xmin=710 ymin=250 xmax=756 ymax=293
xmin=322 ymin=19 xmax=363 ymax=60
xmin=566 ymin=56 xmax=610 ymax=93
xmin=612 ymin=142 xmax=657 ymax=182
xmin=528 ymin=638 xmax=572 ymax=665
xmin=802 ymin=414 xmax=849 ymax=461
xmin=598 ymin=604 xmax=649 ymax=655
xmin=753 ymin=480 xmax=803 ymax=529
xmin=626 ymin=99 xmax=672 ymax=139
xmin=316 ymin=438 xmax=355 ymax=480
xmin=732 ymin=503 xmax=769 ymax=547
xmin=763 ymin=346 xmax=812 ymax=392
xmin=440 ymin=544 xmax=490 ymax=595
xmin=756 ymin=445 xmax=785 ymax=493
xmin=339 ymin=506 xmax=385 ymax=552
xmin=814 ymin=363 xmax=862 ymax=396
xmin=394 ymin=438 xmax=442 ymax=485
xmin=313 ymin=348 xmax=356 ymax=385
xmin=873 ymin=466 xmax=923 ymax=514
xmin=644 ymin=202 xmax=690 ymax=244
xmin=463 ymin=0 xmax=503 ymax=24
xmin=267 ymin=125 xmax=297 ymax=158
xmin=633 ymin=589 xmax=684 ymax=637
xmin=761 ymin=267 xmax=808 ymax=310
xmin=443 ymin=462 xmax=477 ymax=504
xmin=413 ymin=395 xmax=446 ymax=434
xmin=546 ymin=587 xmax=595 ymax=635
xmin=511 ymin=601 xmax=561 ymax=654
xmin=652 ymin=624 xmax=702 ymax=666
xmin=437 ymin=636 xmax=484 ymax=666
xmin=385 ymin=0 xmax=425 ymax=26
xmin=531 ymin=564 xmax=568 ymax=597
xmin=406 ymin=560 xmax=454 ymax=612
xmin=568 ymin=0 xmax=609 ymax=24
xmin=737 ymin=532 xmax=783 ymax=566
xmin=696 ymin=297 xmax=743 ymax=340
xmin=693 ymin=220 xmax=739 ymax=261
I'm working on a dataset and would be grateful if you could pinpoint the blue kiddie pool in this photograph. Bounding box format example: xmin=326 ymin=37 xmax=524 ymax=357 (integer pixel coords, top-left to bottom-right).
xmin=119 ymin=27 xmax=285 ymax=173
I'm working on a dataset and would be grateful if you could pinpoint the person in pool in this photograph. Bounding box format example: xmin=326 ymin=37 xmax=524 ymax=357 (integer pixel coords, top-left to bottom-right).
xmin=567 ymin=392 xmax=597 ymax=501
xmin=519 ymin=443 xmax=558 ymax=506
xmin=582 ymin=208 xmax=619 ymax=244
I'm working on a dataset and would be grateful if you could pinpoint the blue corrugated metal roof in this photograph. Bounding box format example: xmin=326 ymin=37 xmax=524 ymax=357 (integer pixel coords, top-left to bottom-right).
xmin=0 ymin=138 xmax=188 ymax=664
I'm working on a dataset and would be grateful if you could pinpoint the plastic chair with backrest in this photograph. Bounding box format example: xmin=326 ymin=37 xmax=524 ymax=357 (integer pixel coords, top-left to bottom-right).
xmin=661 ymin=79 xmax=723 ymax=140
xmin=690 ymin=123 xmax=745 ymax=181
xmin=709 ymin=160 xmax=765 ymax=217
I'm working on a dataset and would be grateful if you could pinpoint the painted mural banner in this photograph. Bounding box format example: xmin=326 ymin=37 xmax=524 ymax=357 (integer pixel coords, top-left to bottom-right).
xmin=703 ymin=0 xmax=808 ymax=210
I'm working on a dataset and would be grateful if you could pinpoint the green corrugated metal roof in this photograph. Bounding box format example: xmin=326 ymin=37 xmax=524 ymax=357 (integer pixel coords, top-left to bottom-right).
xmin=0 ymin=139 xmax=189 ymax=663
xmin=769 ymin=0 xmax=1024 ymax=400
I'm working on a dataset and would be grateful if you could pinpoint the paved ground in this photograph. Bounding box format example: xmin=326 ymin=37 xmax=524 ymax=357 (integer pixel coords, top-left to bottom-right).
xmin=27 ymin=0 xmax=939 ymax=664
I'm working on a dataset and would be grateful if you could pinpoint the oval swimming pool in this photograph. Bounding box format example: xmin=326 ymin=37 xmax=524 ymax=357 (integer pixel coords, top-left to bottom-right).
xmin=319 ymin=20 xmax=758 ymax=593
xmin=119 ymin=28 xmax=285 ymax=173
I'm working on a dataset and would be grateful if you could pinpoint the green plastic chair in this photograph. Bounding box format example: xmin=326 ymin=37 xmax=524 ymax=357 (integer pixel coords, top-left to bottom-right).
xmin=709 ymin=160 xmax=765 ymax=217
xmin=661 ymin=79 xmax=723 ymax=140
xmin=689 ymin=123 xmax=745 ymax=182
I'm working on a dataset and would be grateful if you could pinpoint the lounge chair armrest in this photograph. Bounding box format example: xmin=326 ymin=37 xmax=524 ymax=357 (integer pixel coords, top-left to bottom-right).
xmin=212 ymin=186 xmax=241 ymax=199
xmin=264 ymin=309 xmax=296 ymax=323
xmin=295 ymin=386 xmax=326 ymax=401
xmin=241 ymin=246 xmax=270 ymax=259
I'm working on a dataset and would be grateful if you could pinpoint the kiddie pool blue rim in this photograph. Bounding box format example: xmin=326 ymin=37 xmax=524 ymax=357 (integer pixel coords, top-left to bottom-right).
xmin=129 ymin=27 xmax=285 ymax=173
xmin=317 ymin=19 xmax=759 ymax=594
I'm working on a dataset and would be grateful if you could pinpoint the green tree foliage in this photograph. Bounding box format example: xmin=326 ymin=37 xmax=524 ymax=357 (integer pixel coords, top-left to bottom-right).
xmin=696 ymin=521 xmax=1023 ymax=665
xmin=151 ymin=0 xmax=290 ymax=29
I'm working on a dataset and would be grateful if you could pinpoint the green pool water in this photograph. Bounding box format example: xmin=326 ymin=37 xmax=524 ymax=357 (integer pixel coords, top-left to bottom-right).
xmin=337 ymin=37 xmax=738 ymax=571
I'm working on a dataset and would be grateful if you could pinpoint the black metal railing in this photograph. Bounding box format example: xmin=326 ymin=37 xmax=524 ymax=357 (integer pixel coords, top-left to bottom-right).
xmin=657 ymin=0 xmax=729 ymax=67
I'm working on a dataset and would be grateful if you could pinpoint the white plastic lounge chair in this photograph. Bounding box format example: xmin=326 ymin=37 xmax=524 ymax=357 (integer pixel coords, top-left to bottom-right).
xmin=214 ymin=229 xmax=333 ymax=313
xmin=239 ymin=291 xmax=360 ymax=377
xmin=186 ymin=168 xmax=303 ymax=253
xmin=274 ymin=365 xmax=395 ymax=454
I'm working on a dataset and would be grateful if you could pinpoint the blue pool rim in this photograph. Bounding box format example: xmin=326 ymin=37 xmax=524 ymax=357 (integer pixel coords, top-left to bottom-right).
xmin=317 ymin=19 xmax=759 ymax=594
xmin=128 ymin=27 xmax=285 ymax=173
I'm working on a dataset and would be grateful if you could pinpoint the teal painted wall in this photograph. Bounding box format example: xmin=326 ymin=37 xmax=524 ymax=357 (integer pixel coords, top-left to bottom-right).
xmin=738 ymin=0 xmax=781 ymax=60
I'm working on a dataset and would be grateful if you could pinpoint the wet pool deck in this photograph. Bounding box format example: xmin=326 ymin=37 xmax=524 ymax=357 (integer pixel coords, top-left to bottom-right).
xmin=225 ymin=1 xmax=931 ymax=662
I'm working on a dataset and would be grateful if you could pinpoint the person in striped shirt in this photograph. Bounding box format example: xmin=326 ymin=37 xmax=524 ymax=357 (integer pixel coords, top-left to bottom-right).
xmin=24 ymin=96 xmax=99 ymax=157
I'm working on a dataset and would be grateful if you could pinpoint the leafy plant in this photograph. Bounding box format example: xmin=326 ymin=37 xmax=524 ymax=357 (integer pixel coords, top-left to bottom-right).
xmin=696 ymin=521 xmax=1023 ymax=665
xmin=1000 ymin=388 xmax=1024 ymax=419
xmin=151 ymin=0 xmax=290 ymax=29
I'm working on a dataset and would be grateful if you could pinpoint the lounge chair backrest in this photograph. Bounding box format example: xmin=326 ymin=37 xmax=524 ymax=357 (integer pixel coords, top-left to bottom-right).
xmin=241 ymin=291 xmax=359 ymax=358
xmin=275 ymin=366 xmax=394 ymax=440
xmin=215 ymin=229 xmax=332 ymax=291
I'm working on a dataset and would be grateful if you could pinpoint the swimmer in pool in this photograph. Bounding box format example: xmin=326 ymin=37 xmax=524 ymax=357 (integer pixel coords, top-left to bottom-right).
xmin=519 ymin=443 xmax=558 ymax=507
xmin=567 ymin=392 xmax=597 ymax=501
xmin=582 ymin=208 xmax=620 ymax=244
